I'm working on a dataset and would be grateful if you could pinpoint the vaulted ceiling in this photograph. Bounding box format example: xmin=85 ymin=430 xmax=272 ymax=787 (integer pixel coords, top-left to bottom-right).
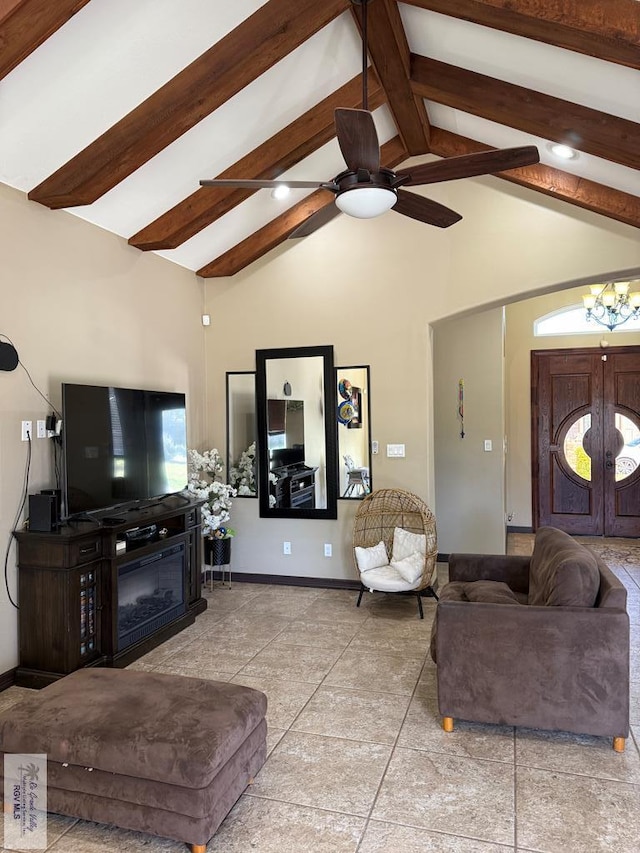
xmin=1 ymin=0 xmax=638 ymax=278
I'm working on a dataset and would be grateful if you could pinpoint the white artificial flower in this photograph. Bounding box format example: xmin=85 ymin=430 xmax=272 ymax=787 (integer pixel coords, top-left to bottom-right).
xmin=187 ymin=447 xmax=236 ymax=537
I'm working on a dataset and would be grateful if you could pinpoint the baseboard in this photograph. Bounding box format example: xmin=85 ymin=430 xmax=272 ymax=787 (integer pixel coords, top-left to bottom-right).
xmin=203 ymin=570 xmax=361 ymax=590
xmin=507 ymin=525 xmax=534 ymax=534
xmin=0 ymin=667 xmax=16 ymax=692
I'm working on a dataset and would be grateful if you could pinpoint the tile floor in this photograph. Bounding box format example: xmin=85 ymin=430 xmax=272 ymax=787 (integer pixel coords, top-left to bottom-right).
xmin=1 ymin=537 xmax=639 ymax=852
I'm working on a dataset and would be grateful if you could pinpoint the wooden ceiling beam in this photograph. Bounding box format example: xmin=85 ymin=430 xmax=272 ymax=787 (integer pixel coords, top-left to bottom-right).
xmin=130 ymin=71 xmax=384 ymax=251
xmin=430 ymin=127 xmax=640 ymax=229
xmin=27 ymin=0 xmax=351 ymax=209
xmin=197 ymin=136 xmax=409 ymax=278
xmin=0 ymin=0 xmax=91 ymax=81
xmin=411 ymin=55 xmax=640 ymax=170
xmin=402 ymin=0 xmax=640 ymax=69
xmin=351 ymin=0 xmax=431 ymax=154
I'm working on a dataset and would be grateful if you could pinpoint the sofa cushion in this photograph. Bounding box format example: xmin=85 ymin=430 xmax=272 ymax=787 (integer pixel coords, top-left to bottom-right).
xmin=440 ymin=580 xmax=523 ymax=605
xmin=0 ymin=668 xmax=267 ymax=789
xmin=529 ymin=526 xmax=600 ymax=607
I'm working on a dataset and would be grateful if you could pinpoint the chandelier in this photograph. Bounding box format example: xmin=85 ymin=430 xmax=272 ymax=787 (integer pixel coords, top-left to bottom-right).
xmin=583 ymin=281 xmax=640 ymax=331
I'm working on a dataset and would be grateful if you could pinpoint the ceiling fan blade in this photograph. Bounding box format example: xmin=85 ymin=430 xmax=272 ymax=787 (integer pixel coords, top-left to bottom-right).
xmin=289 ymin=203 xmax=341 ymax=239
xmin=393 ymin=189 xmax=462 ymax=228
xmin=199 ymin=178 xmax=323 ymax=189
xmin=396 ymin=146 xmax=540 ymax=187
xmin=334 ymin=108 xmax=380 ymax=173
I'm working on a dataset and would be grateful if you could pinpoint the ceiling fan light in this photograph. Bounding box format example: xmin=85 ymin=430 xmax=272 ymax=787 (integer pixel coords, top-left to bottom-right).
xmin=271 ymin=185 xmax=290 ymax=200
xmin=335 ymin=186 xmax=396 ymax=219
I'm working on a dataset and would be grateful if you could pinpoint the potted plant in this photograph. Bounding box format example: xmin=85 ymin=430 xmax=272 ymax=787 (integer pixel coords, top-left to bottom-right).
xmin=187 ymin=448 xmax=236 ymax=566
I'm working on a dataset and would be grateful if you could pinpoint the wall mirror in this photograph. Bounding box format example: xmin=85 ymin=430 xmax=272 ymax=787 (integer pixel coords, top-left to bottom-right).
xmin=256 ymin=345 xmax=338 ymax=519
xmin=336 ymin=365 xmax=372 ymax=499
xmin=226 ymin=371 xmax=257 ymax=496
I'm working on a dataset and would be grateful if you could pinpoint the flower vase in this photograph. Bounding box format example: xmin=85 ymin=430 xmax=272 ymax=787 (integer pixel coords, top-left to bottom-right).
xmin=203 ymin=537 xmax=232 ymax=590
xmin=204 ymin=537 xmax=231 ymax=566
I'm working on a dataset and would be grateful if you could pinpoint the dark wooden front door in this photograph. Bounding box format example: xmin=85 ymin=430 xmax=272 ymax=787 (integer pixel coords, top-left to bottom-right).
xmin=532 ymin=347 xmax=640 ymax=536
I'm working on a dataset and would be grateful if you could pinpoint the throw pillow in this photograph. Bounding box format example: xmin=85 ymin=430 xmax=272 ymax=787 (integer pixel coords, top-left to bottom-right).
xmin=355 ymin=540 xmax=388 ymax=574
xmin=390 ymin=551 xmax=423 ymax=584
xmin=392 ymin=527 xmax=426 ymax=562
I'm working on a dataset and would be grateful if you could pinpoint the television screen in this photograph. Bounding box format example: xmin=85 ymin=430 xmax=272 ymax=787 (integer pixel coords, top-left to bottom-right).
xmin=62 ymin=383 xmax=187 ymax=516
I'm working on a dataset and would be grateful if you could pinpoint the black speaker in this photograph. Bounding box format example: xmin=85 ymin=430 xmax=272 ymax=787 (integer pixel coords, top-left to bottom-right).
xmin=0 ymin=341 xmax=18 ymax=371
xmin=29 ymin=494 xmax=58 ymax=532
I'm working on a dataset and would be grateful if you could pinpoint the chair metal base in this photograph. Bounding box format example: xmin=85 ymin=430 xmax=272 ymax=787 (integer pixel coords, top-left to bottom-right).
xmin=356 ymin=583 xmax=438 ymax=619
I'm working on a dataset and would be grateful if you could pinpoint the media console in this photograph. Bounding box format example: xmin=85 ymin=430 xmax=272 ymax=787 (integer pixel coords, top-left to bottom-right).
xmin=271 ymin=464 xmax=317 ymax=510
xmin=14 ymin=496 xmax=206 ymax=688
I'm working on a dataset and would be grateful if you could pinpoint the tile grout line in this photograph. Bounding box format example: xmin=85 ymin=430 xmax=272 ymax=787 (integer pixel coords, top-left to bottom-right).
xmin=353 ymin=652 xmax=432 ymax=852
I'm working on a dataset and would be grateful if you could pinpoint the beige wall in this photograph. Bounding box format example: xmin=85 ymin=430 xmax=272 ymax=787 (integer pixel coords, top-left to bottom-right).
xmin=505 ymin=285 xmax=640 ymax=528
xmin=0 ymin=184 xmax=205 ymax=674
xmin=3 ymin=175 xmax=640 ymax=674
xmin=205 ymin=179 xmax=640 ymax=578
xmin=433 ymin=307 xmax=506 ymax=554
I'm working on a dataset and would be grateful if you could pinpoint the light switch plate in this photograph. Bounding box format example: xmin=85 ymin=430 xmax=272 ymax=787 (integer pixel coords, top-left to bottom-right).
xmin=387 ymin=443 xmax=405 ymax=458
xmin=484 ymin=439 xmax=492 ymax=452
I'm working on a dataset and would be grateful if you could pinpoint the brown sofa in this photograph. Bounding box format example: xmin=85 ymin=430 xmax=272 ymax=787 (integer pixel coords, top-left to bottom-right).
xmin=431 ymin=526 xmax=630 ymax=751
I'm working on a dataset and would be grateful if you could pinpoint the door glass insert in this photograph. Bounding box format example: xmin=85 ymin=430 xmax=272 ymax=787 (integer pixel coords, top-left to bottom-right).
xmin=614 ymin=413 xmax=640 ymax=481
xmin=563 ymin=414 xmax=591 ymax=481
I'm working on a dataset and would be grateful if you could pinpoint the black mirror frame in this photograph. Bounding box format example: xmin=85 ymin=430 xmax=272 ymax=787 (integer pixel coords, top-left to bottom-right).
xmin=256 ymin=345 xmax=338 ymax=520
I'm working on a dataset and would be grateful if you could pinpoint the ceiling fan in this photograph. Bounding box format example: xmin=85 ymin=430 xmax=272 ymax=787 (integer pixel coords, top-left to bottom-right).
xmin=199 ymin=0 xmax=540 ymax=236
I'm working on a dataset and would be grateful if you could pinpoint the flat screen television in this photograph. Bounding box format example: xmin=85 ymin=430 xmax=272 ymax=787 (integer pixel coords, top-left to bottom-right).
xmin=62 ymin=383 xmax=188 ymax=516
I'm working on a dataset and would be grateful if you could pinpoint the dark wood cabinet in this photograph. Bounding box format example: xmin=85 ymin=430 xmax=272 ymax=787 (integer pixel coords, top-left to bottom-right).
xmin=15 ymin=497 xmax=205 ymax=688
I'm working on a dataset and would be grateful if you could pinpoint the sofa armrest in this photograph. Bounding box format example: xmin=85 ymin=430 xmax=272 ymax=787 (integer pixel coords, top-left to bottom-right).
xmin=448 ymin=553 xmax=530 ymax=595
xmin=435 ymin=600 xmax=630 ymax=737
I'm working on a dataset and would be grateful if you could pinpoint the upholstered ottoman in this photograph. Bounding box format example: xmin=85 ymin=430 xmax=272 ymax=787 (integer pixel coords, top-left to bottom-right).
xmin=0 ymin=668 xmax=267 ymax=852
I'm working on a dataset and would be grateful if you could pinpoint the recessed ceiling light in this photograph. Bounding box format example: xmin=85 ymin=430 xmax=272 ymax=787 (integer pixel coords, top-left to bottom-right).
xmin=271 ymin=185 xmax=290 ymax=200
xmin=548 ymin=143 xmax=577 ymax=160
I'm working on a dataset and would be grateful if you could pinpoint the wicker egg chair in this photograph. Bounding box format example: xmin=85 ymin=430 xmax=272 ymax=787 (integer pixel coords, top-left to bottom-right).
xmin=352 ymin=488 xmax=439 ymax=618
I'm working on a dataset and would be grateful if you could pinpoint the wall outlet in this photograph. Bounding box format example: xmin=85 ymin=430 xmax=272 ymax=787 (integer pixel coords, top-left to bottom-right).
xmin=21 ymin=420 xmax=32 ymax=441
xmin=283 ymin=541 xmax=291 ymax=555
xmin=37 ymin=419 xmax=47 ymax=438
xmin=372 ymin=440 xmax=379 ymax=455
xmin=324 ymin=543 xmax=332 ymax=557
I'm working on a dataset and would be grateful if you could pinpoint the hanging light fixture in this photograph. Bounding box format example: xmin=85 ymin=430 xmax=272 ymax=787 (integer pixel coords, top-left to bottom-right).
xmin=583 ymin=281 xmax=640 ymax=331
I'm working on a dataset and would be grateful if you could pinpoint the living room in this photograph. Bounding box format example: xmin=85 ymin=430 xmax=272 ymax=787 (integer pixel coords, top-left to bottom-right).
xmin=2 ymin=1 xmax=640 ymax=849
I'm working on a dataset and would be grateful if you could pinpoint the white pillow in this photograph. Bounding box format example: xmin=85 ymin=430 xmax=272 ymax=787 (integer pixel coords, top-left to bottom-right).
xmin=355 ymin=540 xmax=388 ymax=574
xmin=390 ymin=551 xmax=424 ymax=584
xmin=392 ymin=527 xmax=426 ymax=562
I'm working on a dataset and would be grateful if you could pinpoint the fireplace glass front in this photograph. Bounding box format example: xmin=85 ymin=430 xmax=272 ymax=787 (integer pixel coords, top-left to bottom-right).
xmin=117 ymin=542 xmax=186 ymax=652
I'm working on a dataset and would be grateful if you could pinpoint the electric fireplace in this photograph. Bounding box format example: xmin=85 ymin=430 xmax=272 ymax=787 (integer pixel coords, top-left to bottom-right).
xmin=117 ymin=542 xmax=186 ymax=652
